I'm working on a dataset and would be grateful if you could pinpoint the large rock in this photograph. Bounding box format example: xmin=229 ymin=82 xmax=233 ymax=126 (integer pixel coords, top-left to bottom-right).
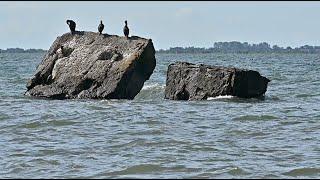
xmin=25 ymin=31 xmax=156 ymax=99
xmin=164 ymin=62 xmax=270 ymax=100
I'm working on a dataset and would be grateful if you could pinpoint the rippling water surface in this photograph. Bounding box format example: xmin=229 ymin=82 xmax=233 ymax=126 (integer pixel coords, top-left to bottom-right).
xmin=0 ymin=52 xmax=320 ymax=178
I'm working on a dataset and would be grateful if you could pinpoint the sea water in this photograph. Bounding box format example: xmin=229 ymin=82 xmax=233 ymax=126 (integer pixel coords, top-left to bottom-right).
xmin=0 ymin=52 xmax=319 ymax=178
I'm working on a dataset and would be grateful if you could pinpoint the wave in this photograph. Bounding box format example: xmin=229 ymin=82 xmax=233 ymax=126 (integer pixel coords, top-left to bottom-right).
xmin=141 ymin=83 xmax=166 ymax=90
xmin=295 ymin=93 xmax=320 ymax=98
xmin=207 ymin=95 xmax=234 ymax=100
xmin=135 ymin=83 xmax=165 ymax=100
xmin=283 ymin=167 xmax=320 ymax=177
xmin=232 ymin=114 xmax=279 ymax=121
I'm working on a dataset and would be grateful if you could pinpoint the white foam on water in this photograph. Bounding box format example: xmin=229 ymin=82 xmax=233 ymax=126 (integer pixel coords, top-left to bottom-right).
xmin=142 ymin=83 xmax=165 ymax=90
xmin=207 ymin=95 xmax=234 ymax=100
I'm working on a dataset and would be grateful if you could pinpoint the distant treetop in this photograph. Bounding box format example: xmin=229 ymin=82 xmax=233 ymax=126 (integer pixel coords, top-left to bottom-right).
xmin=157 ymin=41 xmax=320 ymax=53
xmin=0 ymin=48 xmax=47 ymax=53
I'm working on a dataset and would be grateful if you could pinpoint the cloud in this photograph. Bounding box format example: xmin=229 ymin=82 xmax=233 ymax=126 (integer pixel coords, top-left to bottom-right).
xmin=175 ymin=7 xmax=193 ymax=17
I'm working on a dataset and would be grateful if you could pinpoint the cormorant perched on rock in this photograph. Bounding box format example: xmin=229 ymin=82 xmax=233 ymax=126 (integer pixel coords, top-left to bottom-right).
xmin=98 ymin=20 xmax=104 ymax=35
xmin=66 ymin=20 xmax=76 ymax=34
xmin=123 ymin=20 xmax=129 ymax=38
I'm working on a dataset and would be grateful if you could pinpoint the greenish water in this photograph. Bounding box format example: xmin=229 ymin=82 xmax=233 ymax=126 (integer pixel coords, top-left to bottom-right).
xmin=0 ymin=52 xmax=319 ymax=178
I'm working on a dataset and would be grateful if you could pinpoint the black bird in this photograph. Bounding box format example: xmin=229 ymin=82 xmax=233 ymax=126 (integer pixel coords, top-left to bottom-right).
xmin=66 ymin=20 xmax=76 ymax=34
xmin=98 ymin=20 xmax=104 ymax=35
xmin=123 ymin=20 xmax=129 ymax=38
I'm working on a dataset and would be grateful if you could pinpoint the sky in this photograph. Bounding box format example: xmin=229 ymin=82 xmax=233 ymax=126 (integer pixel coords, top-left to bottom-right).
xmin=1 ymin=1 xmax=320 ymax=50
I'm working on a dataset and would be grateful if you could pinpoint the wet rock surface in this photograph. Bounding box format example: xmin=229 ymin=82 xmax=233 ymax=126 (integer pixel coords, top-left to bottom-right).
xmin=165 ymin=62 xmax=270 ymax=100
xmin=25 ymin=31 xmax=156 ymax=100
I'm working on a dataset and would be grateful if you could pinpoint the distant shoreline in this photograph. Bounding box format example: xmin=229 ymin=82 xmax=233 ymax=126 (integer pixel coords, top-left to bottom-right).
xmin=157 ymin=41 xmax=320 ymax=54
xmin=155 ymin=51 xmax=319 ymax=54
xmin=0 ymin=48 xmax=47 ymax=53
xmin=2 ymin=41 xmax=320 ymax=54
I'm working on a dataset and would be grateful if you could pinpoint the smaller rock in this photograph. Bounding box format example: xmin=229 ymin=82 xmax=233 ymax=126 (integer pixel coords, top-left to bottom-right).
xmin=164 ymin=62 xmax=270 ymax=100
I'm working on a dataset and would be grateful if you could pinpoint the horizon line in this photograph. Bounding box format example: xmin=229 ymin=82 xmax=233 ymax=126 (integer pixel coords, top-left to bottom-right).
xmin=2 ymin=41 xmax=320 ymax=52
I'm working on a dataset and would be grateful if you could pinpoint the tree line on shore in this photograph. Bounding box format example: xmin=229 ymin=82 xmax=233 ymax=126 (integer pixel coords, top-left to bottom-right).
xmin=2 ymin=41 xmax=320 ymax=54
xmin=157 ymin=41 xmax=320 ymax=53
xmin=0 ymin=48 xmax=46 ymax=53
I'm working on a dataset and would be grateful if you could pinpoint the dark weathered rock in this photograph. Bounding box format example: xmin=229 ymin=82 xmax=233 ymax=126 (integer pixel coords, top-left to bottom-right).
xmin=25 ymin=31 xmax=156 ymax=99
xmin=164 ymin=62 xmax=270 ymax=100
